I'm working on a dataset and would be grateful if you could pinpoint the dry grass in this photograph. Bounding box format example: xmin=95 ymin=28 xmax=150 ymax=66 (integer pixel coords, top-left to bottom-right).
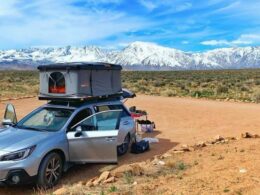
xmin=1 ymin=69 xmax=260 ymax=103
xmin=0 ymin=70 xmax=38 ymax=100
xmin=122 ymin=69 xmax=260 ymax=102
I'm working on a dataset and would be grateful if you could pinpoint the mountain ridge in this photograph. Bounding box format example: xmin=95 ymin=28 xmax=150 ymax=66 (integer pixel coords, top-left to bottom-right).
xmin=0 ymin=41 xmax=259 ymax=70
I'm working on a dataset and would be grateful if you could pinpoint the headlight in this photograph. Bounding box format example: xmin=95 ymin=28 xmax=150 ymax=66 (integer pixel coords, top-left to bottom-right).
xmin=0 ymin=145 xmax=36 ymax=161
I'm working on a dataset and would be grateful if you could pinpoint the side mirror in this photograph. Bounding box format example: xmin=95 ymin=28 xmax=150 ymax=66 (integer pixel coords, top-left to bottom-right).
xmin=75 ymin=126 xmax=82 ymax=137
xmin=2 ymin=104 xmax=17 ymax=127
xmin=2 ymin=119 xmax=14 ymax=127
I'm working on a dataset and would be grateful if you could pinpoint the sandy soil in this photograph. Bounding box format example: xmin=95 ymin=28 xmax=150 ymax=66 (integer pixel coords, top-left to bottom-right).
xmin=111 ymin=138 xmax=259 ymax=195
xmin=0 ymin=95 xmax=259 ymax=194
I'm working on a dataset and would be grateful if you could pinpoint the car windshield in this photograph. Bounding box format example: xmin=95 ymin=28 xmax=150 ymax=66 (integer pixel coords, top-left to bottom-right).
xmin=16 ymin=107 xmax=73 ymax=132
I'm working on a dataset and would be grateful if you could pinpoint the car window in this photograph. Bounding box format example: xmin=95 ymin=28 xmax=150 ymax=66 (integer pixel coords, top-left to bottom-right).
xmin=95 ymin=104 xmax=130 ymax=118
xmin=68 ymin=108 xmax=92 ymax=131
xmin=96 ymin=105 xmax=110 ymax=112
xmin=73 ymin=110 xmax=122 ymax=131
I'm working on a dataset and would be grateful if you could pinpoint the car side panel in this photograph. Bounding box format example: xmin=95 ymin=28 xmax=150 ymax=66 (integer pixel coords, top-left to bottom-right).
xmin=27 ymin=131 xmax=69 ymax=176
xmin=67 ymin=130 xmax=118 ymax=163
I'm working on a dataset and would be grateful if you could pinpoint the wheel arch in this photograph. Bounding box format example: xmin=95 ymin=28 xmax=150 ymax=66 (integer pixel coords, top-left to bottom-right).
xmin=38 ymin=148 xmax=67 ymax=173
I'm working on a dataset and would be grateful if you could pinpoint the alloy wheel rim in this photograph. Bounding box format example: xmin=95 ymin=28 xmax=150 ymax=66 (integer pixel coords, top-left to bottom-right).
xmin=45 ymin=157 xmax=61 ymax=184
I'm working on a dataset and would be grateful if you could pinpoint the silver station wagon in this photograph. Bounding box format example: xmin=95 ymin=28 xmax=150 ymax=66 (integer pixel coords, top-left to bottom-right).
xmin=0 ymin=99 xmax=136 ymax=188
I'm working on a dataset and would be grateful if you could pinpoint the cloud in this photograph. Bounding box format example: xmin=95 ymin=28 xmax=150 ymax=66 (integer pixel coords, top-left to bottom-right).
xmin=235 ymin=34 xmax=260 ymax=44
xmin=0 ymin=0 xmax=21 ymax=17
xmin=175 ymin=2 xmax=192 ymax=12
xmin=181 ymin=41 xmax=189 ymax=44
xmin=201 ymin=34 xmax=260 ymax=46
xmin=86 ymin=0 xmax=123 ymax=4
xmin=0 ymin=0 xmax=259 ymax=51
xmin=201 ymin=40 xmax=230 ymax=46
xmin=138 ymin=0 xmax=192 ymax=13
xmin=138 ymin=0 xmax=157 ymax=11
xmin=0 ymin=0 xmax=153 ymax=49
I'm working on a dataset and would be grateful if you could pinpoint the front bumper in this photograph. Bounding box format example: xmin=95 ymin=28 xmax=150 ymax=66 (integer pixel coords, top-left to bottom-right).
xmin=0 ymin=169 xmax=36 ymax=185
xmin=0 ymin=155 xmax=40 ymax=184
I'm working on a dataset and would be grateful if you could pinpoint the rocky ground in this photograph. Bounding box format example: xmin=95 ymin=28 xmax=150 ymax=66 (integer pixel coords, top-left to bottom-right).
xmin=0 ymin=95 xmax=260 ymax=194
xmin=52 ymin=133 xmax=260 ymax=195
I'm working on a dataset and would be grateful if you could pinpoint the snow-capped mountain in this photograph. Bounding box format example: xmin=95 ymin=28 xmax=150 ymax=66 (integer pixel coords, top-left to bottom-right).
xmin=0 ymin=41 xmax=259 ymax=70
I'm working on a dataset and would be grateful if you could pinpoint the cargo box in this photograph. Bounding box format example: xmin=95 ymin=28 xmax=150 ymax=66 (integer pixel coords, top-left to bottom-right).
xmin=37 ymin=62 xmax=122 ymax=101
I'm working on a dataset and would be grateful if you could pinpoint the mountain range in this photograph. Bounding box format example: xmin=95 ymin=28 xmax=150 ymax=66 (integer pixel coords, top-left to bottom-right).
xmin=0 ymin=41 xmax=259 ymax=70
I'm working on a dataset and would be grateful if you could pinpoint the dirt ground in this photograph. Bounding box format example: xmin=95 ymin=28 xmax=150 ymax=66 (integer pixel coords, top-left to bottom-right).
xmin=0 ymin=95 xmax=259 ymax=194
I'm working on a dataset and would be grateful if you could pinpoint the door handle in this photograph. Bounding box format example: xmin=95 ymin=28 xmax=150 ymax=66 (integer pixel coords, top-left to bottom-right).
xmin=123 ymin=121 xmax=130 ymax=125
xmin=105 ymin=137 xmax=116 ymax=142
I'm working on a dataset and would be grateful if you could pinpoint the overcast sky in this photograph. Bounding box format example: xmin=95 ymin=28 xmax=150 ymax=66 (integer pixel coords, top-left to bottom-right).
xmin=0 ymin=0 xmax=259 ymax=51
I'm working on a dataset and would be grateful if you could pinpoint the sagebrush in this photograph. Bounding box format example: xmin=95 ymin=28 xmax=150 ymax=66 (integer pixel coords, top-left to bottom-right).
xmin=1 ymin=69 xmax=260 ymax=102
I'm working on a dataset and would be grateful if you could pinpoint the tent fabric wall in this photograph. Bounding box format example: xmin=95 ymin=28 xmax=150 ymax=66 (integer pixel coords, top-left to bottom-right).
xmin=92 ymin=70 xmax=113 ymax=96
xmin=111 ymin=70 xmax=121 ymax=92
xmin=78 ymin=70 xmax=91 ymax=95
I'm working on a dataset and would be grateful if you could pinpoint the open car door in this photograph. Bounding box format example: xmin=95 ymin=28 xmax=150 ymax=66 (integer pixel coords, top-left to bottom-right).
xmin=67 ymin=110 xmax=121 ymax=163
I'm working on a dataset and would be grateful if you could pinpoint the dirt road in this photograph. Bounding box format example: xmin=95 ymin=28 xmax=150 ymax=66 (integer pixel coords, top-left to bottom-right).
xmin=126 ymin=95 xmax=260 ymax=144
xmin=1 ymin=95 xmax=260 ymax=143
xmin=0 ymin=95 xmax=260 ymax=194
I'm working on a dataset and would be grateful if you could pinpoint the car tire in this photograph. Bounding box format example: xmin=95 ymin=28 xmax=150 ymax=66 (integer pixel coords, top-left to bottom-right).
xmin=117 ymin=134 xmax=130 ymax=156
xmin=37 ymin=152 xmax=63 ymax=189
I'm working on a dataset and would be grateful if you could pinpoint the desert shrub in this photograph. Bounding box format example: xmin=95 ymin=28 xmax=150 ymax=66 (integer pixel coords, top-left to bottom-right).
xmin=179 ymin=84 xmax=186 ymax=90
xmin=1 ymin=69 xmax=260 ymax=102
xmin=186 ymin=82 xmax=192 ymax=87
xmin=153 ymin=80 xmax=165 ymax=87
xmin=252 ymin=90 xmax=260 ymax=103
xmin=200 ymin=90 xmax=214 ymax=97
xmin=162 ymin=89 xmax=176 ymax=97
xmin=191 ymin=91 xmax=202 ymax=98
xmin=176 ymin=162 xmax=187 ymax=170
xmin=235 ymin=83 xmax=242 ymax=88
xmin=201 ymin=83 xmax=208 ymax=88
xmin=216 ymin=86 xmax=229 ymax=94
xmin=240 ymin=86 xmax=250 ymax=92
xmin=191 ymin=90 xmax=214 ymax=98
xmin=205 ymin=78 xmax=213 ymax=82
xmin=165 ymin=159 xmax=175 ymax=168
xmin=109 ymin=186 xmax=117 ymax=192
xmin=182 ymin=88 xmax=190 ymax=95
xmin=123 ymin=172 xmax=134 ymax=184
xmin=191 ymin=82 xmax=199 ymax=87
xmin=255 ymin=79 xmax=260 ymax=85
xmin=230 ymin=82 xmax=235 ymax=86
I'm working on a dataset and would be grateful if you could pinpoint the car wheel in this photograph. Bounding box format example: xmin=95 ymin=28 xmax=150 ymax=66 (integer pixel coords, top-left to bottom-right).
xmin=37 ymin=152 xmax=63 ymax=189
xmin=117 ymin=134 xmax=130 ymax=156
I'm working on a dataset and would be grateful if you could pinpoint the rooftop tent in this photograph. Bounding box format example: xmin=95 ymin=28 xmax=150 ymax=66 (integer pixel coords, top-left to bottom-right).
xmin=37 ymin=62 xmax=122 ymax=101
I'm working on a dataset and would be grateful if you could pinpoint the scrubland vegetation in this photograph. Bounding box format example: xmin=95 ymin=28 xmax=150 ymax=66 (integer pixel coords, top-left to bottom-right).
xmin=122 ymin=69 xmax=260 ymax=103
xmin=0 ymin=71 xmax=38 ymax=100
xmin=1 ymin=69 xmax=260 ymax=103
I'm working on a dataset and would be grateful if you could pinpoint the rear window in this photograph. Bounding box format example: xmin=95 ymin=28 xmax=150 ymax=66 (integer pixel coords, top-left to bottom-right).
xmin=94 ymin=104 xmax=130 ymax=118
